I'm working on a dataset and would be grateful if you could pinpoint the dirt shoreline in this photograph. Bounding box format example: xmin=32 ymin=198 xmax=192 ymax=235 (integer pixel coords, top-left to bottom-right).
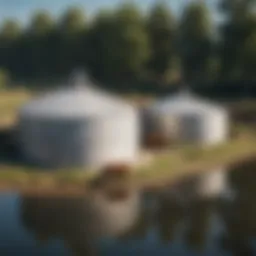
xmin=0 ymin=151 xmax=255 ymax=197
xmin=140 ymin=152 xmax=256 ymax=192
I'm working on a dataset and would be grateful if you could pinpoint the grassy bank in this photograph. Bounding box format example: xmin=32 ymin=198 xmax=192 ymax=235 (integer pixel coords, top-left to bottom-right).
xmin=0 ymin=133 xmax=255 ymax=196
xmin=137 ymin=135 xmax=256 ymax=190
xmin=0 ymin=89 xmax=31 ymax=128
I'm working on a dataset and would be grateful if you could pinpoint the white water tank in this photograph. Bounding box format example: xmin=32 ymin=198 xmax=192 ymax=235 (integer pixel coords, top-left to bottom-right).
xmin=143 ymin=90 xmax=229 ymax=146
xmin=18 ymin=73 xmax=140 ymax=169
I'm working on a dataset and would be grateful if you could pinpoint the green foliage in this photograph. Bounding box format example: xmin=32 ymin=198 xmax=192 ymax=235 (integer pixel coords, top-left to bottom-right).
xmin=29 ymin=11 xmax=54 ymax=36
xmin=242 ymin=32 xmax=256 ymax=77
xmin=146 ymin=3 xmax=177 ymax=83
xmin=88 ymin=3 xmax=149 ymax=84
xmin=179 ymin=1 xmax=214 ymax=83
xmin=112 ymin=4 xmax=150 ymax=79
xmin=86 ymin=10 xmax=116 ymax=81
xmin=0 ymin=20 xmax=21 ymax=40
xmin=180 ymin=2 xmax=212 ymax=41
xmin=0 ymin=1 xmax=254 ymax=87
xmin=219 ymin=0 xmax=256 ymax=81
xmin=59 ymin=7 xmax=86 ymax=36
xmin=0 ymin=69 xmax=10 ymax=89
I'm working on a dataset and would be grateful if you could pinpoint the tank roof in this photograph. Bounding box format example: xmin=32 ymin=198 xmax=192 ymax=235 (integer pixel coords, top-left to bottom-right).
xmin=19 ymin=73 xmax=133 ymax=119
xmin=150 ymin=90 xmax=226 ymax=115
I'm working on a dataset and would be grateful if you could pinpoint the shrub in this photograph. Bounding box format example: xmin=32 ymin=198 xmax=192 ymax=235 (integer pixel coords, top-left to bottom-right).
xmin=0 ymin=69 xmax=10 ymax=89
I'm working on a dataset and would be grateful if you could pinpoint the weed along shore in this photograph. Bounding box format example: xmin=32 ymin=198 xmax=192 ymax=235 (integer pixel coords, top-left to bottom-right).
xmin=137 ymin=141 xmax=256 ymax=191
xmin=0 ymin=134 xmax=255 ymax=196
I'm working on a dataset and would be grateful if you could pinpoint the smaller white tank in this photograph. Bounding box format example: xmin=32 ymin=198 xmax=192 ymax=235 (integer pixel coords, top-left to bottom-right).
xmin=143 ymin=90 xmax=229 ymax=146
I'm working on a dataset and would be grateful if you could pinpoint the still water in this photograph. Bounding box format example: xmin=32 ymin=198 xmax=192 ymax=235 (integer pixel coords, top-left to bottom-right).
xmin=0 ymin=159 xmax=255 ymax=256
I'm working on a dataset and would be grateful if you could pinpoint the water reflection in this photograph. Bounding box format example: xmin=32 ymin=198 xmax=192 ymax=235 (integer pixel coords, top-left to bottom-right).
xmin=185 ymin=200 xmax=216 ymax=251
xmin=15 ymin=160 xmax=256 ymax=255
xmin=153 ymin=167 xmax=228 ymax=254
xmin=21 ymin=197 xmax=96 ymax=255
xmin=159 ymin=167 xmax=229 ymax=207
xmin=21 ymin=173 xmax=142 ymax=255
xmin=219 ymin=160 xmax=256 ymax=256
xmin=157 ymin=195 xmax=185 ymax=243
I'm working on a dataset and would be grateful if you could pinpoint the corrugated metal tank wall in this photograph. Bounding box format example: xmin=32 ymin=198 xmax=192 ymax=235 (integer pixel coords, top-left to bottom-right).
xmin=81 ymin=110 xmax=139 ymax=169
xmin=179 ymin=111 xmax=229 ymax=146
xmin=18 ymin=118 xmax=86 ymax=167
xmin=18 ymin=109 xmax=139 ymax=169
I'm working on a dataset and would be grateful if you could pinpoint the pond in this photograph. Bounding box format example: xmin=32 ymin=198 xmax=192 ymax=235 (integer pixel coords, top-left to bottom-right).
xmin=0 ymin=159 xmax=255 ymax=255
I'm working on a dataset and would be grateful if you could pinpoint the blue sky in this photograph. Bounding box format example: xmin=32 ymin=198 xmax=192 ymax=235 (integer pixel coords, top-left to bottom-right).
xmin=0 ymin=0 xmax=220 ymax=26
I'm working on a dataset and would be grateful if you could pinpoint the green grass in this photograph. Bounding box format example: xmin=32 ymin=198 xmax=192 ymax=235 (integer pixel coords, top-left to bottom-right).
xmin=0 ymin=165 xmax=97 ymax=188
xmin=0 ymin=133 xmax=255 ymax=193
xmin=0 ymin=89 xmax=31 ymax=127
xmin=225 ymin=100 xmax=256 ymax=112
xmin=135 ymin=134 xmax=256 ymax=188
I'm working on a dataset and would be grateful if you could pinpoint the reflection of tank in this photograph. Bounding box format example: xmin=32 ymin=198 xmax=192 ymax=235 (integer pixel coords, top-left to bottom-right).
xmin=21 ymin=186 xmax=141 ymax=255
xmin=156 ymin=196 xmax=185 ymax=243
xmin=196 ymin=167 xmax=228 ymax=199
xmin=160 ymin=167 xmax=228 ymax=205
xmin=87 ymin=189 xmax=141 ymax=238
xmin=118 ymin=201 xmax=150 ymax=241
xmin=184 ymin=200 xmax=215 ymax=251
xmin=21 ymin=197 xmax=97 ymax=255
xmin=219 ymin=160 xmax=256 ymax=256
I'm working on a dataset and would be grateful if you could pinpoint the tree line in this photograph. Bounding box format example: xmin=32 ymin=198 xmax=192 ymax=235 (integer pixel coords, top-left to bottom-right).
xmin=0 ymin=0 xmax=255 ymax=93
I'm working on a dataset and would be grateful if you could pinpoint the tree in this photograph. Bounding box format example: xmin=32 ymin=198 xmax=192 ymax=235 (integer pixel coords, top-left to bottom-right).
xmin=179 ymin=2 xmax=214 ymax=84
xmin=88 ymin=4 xmax=150 ymax=86
xmin=242 ymin=32 xmax=256 ymax=78
xmin=147 ymin=3 xmax=179 ymax=84
xmin=29 ymin=11 xmax=54 ymax=36
xmin=25 ymin=11 xmax=55 ymax=79
xmin=0 ymin=19 xmax=21 ymax=40
xmin=0 ymin=20 xmax=22 ymax=73
xmin=86 ymin=10 xmax=116 ymax=82
xmin=219 ymin=0 xmax=256 ymax=81
xmin=0 ymin=69 xmax=10 ymax=89
xmin=56 ymin=7 xmax=87 ymax=75
xmin=59 ymin=7 xmax=86 ymax=36
xmin=110 ymin=3 xmax=150 ymax=84
xmin=241 ymin=15 xmax=256 ymax=79
xmin=219 ymin=0 xmax=255 ymax=15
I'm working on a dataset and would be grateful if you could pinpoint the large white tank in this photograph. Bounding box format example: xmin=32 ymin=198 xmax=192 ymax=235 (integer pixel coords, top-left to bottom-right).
xmin=143 ymin=90 xmax=229 ymax=146
xmin=17 ymin=73 xmax=140 ymax=169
